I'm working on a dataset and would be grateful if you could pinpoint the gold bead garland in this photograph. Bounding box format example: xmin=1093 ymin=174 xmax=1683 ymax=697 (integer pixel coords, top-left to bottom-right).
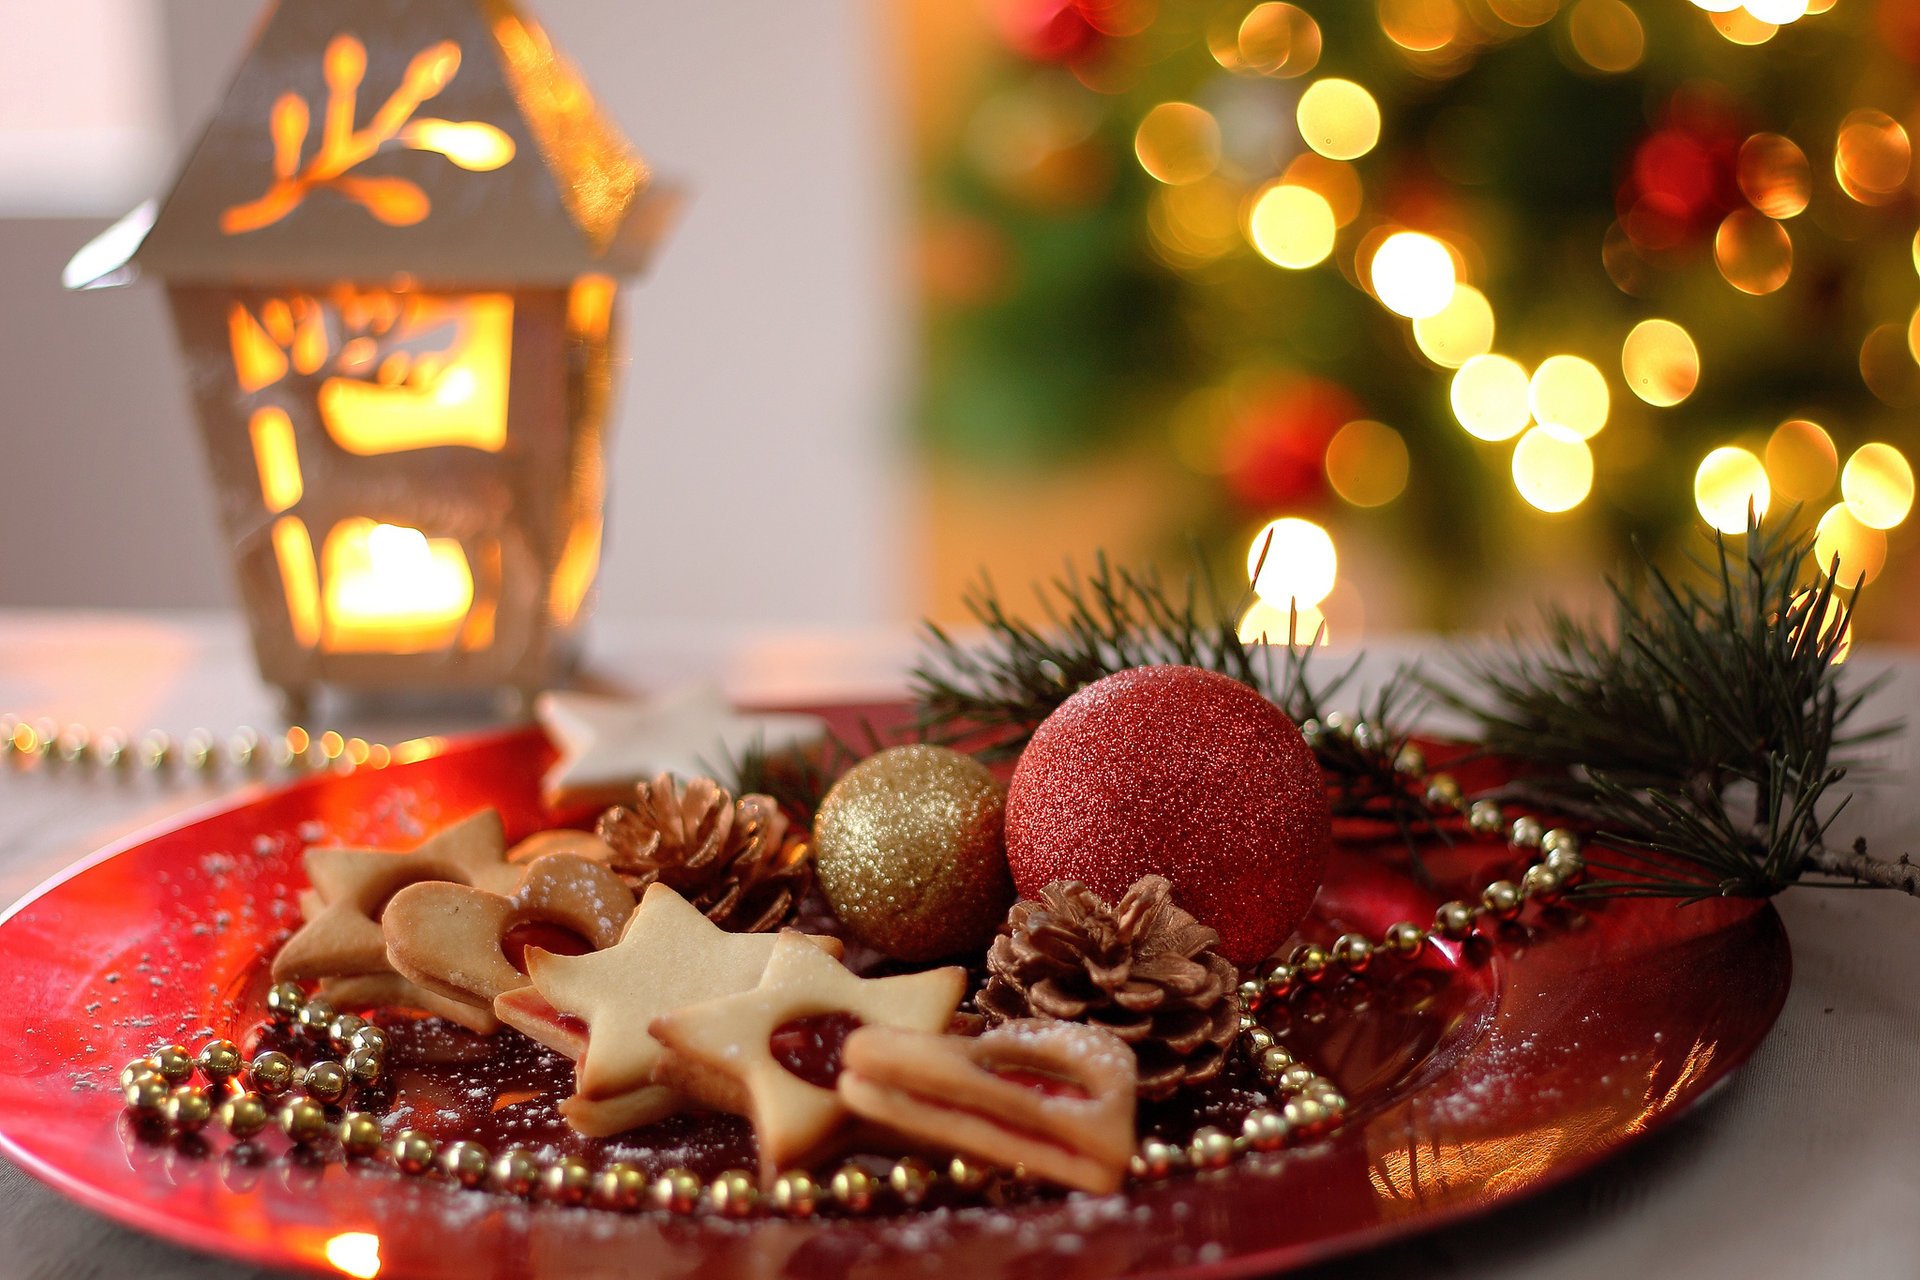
xmin=1 ymin=715 xmax=415 ymax=779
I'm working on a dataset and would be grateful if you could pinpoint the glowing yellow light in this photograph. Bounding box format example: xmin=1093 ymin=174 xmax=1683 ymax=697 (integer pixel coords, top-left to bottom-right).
xmin=1568 ymin=0 xmax=1645 ymax=73
xmin=1694 ymin=447 xmax=1770 ymax=533
xmin=1788 ymin=589 xmax=1852 ymax=664
xmin=1238 ymin=598 xmax=1330 ymax=645
xmin=1380 ymin=0 xmax=1461 ymax=51
xmin=1714 ymin=211 xmax=1792 ymax=294
xmin=248 ymin=407 xmax=304 ymax=513
xmin=1813 ymin=504 xmax=1887 ymax=585
xmin=1835 ymin=110 xmax=1911 ymax=205
xmin=1688 ymin=0 xmax=1743 ymax=12
xmin=1151 ymin=177 xmax=1243 ymax=267
xmin=318 ymin=294 xmax=513 ymax=455
xmin=1489 ymin=0 xmax=1561 ymax=25
xmin=1413 ymin=284 xmax=1495 ymax=368
xmin=1369 ymin=232 xmax=1457 ymax=318
xmin=1325 ymin=420 xmax=1410 ymax=507
xmin=1247 ymin=183 xmax=1337 ymax=269
xmin=1512 ymin=425 xmax=1593 ymax=513
xmin=1910 ymin=301 xmax=1920 ymax=364
xmin=321 ymin=520 xmax=475 ymax=653
xmin=1743 ymin=0 xmax=1807 ymax=20
xmin=1296 ymin=79 xmax=1381 ymax=161
xmin=1528 ymin=354 xmax=1609 ymax=439
xmin=400 ymin=118 xmax=514 ymax=170
xmin=1841 ymin=442 xmax=1915 ymax=529
xmin=272 ymin=516 xmax=321 ymax=648
xmin=1247 ymin=517 xmax=1338 ymax=608
xmin=1620 ymin=319 xmax=1699 ymax=407
xmin=1737 ymin=133 xmax=1811 ymax=219
xmin=1860 ymin=323 xmax=1920 ymax=407
xmin=1765 ymin=419 xmax=1837 ymax=501
xmin=325 ymin=1231 xmax=383 ymax=1279
xmin=1282 ymin=153 xmax=1364 ymax=227
xmin=1236 ymin=3 xmax=1323 ymax=77
xmin=1451 ymin=354 xmax=1532 ymax=441
xmin=1134 ymin=102 xmax=1221 ymax=186
xmin=1710 ymin=10 xmax=1777 ymax=43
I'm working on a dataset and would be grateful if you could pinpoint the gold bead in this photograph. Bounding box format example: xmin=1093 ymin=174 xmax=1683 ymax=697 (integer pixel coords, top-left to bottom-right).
xmin=1432 ymin=901 xmax=1476 ymax=940
xmin=297 ymin=997 xmax=337 ymax=1038
xmin=1237 ymin=1012 xmax=1258 ymax=1035
xmin=1262 ymin=964 xmax=1296 ymax=1001
xmin=1188 ymin=1126 xmax=1235 ymax=1170
xmin=338 ymin=1112 xmax=383 ymax=1157
xmin=219 ymin=1093 xmax=269 ymax=1139
xmin=651 ymin=1168 xmax=702 ymax=1214
xmin=1522 ymin=863 xmax=1565 ymax=904
xmin=1236 ymin=978 xmax=1263 ymax=1011
xmin=1546 ymin=846 xmax=1585 ymax=883
xmin=327 ymin=1013 xmax=367 ymax=1052
xmin=1382 ymin=921 xmax=1426 ymax=958
xmin=387 ymin=1128 xmax=435 ymax=1174
xmin=1258 ymin=1046 xmax=1295 ymax=1080
xmin=124 ymin=1076 xmax=169 ymax=1115
xmin=150 ymin=1044 xmax=194 ymax=1085
xmin=1393 ymin=743 xmax=1426 ymax=777
xmin=1424 ymin=773 xmax=1462 ymax=810
xmin=1243 ymin=1026 xmax=1276 ymax=1056
xmin=1541 ymin=827 xmax=1580 ymax=856
xmin=1481 ymin=880 xmax=1523 ymax=921
xmin=830 ymin=1165 xmax=877 ymax=1212
xmin=1290 ymin=943 xmax=1329 ymax=983
xmin=248 ymin=1050 xmax=295 ymax=1096
xmin=119 ymin=1058 xmax=161 ymax=1091
xmin=1311 ymin=1085 xmax=1348 ymax=1116
xmin=1277 ymin=1064 xmax=1317 ymax=1093
xmin=1282 ymin=1095 xmax=1331 ymax=1135
xmin=265 ymin=982 xmax=306 ymax=1024
xmin=541 ymin=1156 xmax=592 ymax=1204
xmin=165 ymin=1087 xmax=212 ymax=1132
xmin=302 ymin=1060 xmax=348 ymax=1105
xmin=771 ymin=1170 xmax=820 ymax=1217
xmin=889 ymin=1157 xmax=934 ymax=1207
xmin=490 ymin=1149 xmax=540 ymax=1196
xmin=350 ymin=1025 xmax=389 ymax=1057
xmin=710 ymin=1168 xmax=758 ymax=1218
xmin=1129 ymin=1138 xmax=1179 ymax=1180
xmin=945 ymin=1155 xmax=991 ymax=1193
xmin=278 ymin=1098 xmax=329 ymax=1145
xmin=343 ymin=1046 xmax=383 ymax=1087
xmin=1509 ymin=815 xmax=1544 ymax=849
xmin=1466 ymin=799 xmax=1505 ymax=836
xmin=596 ymin=1162 xmax=648 ymax=1211
xmin=195 ymin=1039 xmax=241 ymax=1086
xmin=439 ymin=1140 xmax=490 ymax=1188
xmin=1242 ymin=1108 xmax=1290 ymax=1152
xmin=1329 ymin=933 xmax=1373 ymax=973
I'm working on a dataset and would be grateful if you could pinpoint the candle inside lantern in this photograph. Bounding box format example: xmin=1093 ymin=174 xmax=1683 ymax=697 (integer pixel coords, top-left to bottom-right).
xmin=321 ymin=519 xmax=477 ymax=652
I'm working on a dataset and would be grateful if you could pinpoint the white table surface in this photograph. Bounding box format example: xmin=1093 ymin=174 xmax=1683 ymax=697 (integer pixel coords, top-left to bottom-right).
xmin=1 ymin=609 xmax=1916 ymax=1280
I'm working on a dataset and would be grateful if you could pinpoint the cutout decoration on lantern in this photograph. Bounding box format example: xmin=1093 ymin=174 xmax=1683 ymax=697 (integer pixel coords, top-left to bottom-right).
xmin=64 ymin=1 xmax=678 ymax=710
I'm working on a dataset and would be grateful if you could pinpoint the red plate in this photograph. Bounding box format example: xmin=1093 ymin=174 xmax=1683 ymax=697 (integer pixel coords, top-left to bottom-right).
xmin=0 ymin=713 xmax=1790 ymax=1280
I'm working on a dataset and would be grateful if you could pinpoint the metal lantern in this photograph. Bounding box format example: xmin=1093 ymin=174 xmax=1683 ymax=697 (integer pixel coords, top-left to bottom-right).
xmin=65 ymin=0 xmax=676 ymax=711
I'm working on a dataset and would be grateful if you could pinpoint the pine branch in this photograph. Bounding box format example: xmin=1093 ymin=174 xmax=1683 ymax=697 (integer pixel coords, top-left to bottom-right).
xmin=1804 ymin=839 xmax=1920 ymax=897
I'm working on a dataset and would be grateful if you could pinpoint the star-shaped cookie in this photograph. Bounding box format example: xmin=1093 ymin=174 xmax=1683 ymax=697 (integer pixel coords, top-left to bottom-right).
xmin=273 ymin=809 xmax=523 ymax=983
xmin=493 ymin=883 xmax=842 ymax=1131
xmin=535 ymin=687 xmax=827 ymax=807
xmin=648 ymin=933 xmax=966 ymax=1179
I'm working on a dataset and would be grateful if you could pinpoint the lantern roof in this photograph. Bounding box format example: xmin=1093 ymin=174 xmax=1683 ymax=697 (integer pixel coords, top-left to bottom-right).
xmin=66 ymin=0 xmax=677 ymax=290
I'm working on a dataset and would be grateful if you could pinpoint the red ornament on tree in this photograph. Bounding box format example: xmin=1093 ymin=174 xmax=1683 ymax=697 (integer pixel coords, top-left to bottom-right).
xmin=1004 ymin=665 xmax=1329 ymax=965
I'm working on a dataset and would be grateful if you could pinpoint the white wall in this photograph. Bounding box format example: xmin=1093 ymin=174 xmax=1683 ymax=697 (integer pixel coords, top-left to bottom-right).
xmin=0 ymin=0 xmax=909 ymax=630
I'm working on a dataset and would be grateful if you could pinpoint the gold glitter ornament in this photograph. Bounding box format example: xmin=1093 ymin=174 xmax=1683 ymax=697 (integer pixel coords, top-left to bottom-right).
xmin=812 ymin=745 xmax=1014 ymax=961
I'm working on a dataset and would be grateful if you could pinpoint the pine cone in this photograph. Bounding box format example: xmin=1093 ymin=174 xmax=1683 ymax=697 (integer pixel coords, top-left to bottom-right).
xmin=978 ymin=875 xmax=1240 ymax=1100
xmin=595 ymin=773 xmax=811 ymax=933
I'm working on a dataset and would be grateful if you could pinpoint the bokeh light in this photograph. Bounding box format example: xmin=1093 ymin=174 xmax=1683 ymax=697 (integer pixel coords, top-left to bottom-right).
xmin=1744 ymin=0 xmax=1809 ymax=21
xmin=1694 ymin=446 xmax=1770 ymax=533
xmin=1248 ymin=516 xmax=1338 ymax=607
xmin=1237 ymin=598 xmax=1330 ymax=645
xmin=1369 ymin=231 xmax=1457 ymax=317
xmin=1380 ymin=0 xmax=1461 ymax=52
xmin=1620 ymin=319 xmax=1699 ymax=407
xmin=1568 ymin=0 xmax=1645 ymax=73
xmin=1788 ymin=589 xmax=1852 ymax=665
xmin=1813 ymin=504 xmax=1888 ymax=586
xmin=1247 ymin=182 xmax=1337 ymax=268
xmin=1451 ymin=354 xmax=1532 ymax=441
xmin=1528 ymin=354 xmax=1609 ymax=438
xmin=1861 ymin=323 xmax=1920 ymax=406
xmin=1488 ymin=0 xmax=1560 ymax=26
xmin=1233 ymin=3 xmax=1323 ymax=77
xmin=1840 ymin=442 xmax=1915 ymax=529
xmin=1709 ymin=10 xmax=1777 ymax=43
xmin=1149 ymin=177 xmax=1241 ymax=266
xmin=1283 ymin=153 xmax=1364 ymax=226
xmin=1835 ymin=109 xmax=1911 ymax=205
xmin=1512 ymin=424 xmax=1594 ymax=512
xmin=1736 ymin=133 xmax=1811 ymax=218
xmin=1297 ymin=79 xmax=1382 ymax=160
xmin=1764 ymin=419 xmax=1838 ymax=502
xmin=1135 ymin=102 xmax=1222 ymax=185
xmin=1413 ymin=284 xmax=1495 ymax=367
xmin=1325 ymin=419 xmax=1410 ymax=506
xmin=1686 ymin=0 xmax=1742 ymax=13
xmin=1714 ymin=210 xmax=1792 ymax=294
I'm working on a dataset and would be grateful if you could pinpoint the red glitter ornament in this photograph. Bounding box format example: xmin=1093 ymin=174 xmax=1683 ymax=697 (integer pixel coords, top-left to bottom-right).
xmin=1004 ymin=665 xmax=1329 ymax=965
